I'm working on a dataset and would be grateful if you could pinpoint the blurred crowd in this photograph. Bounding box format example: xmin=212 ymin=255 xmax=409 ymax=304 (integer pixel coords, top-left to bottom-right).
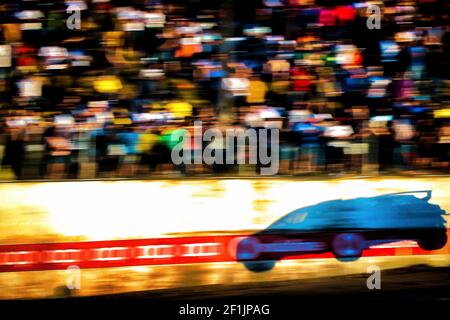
xmin=0 ymin=0 xmax=450 ymax=179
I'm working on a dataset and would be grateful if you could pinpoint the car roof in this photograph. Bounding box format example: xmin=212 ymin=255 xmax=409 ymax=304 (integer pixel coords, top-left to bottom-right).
xmin=268 ymin=192 xmax=445 ymax=230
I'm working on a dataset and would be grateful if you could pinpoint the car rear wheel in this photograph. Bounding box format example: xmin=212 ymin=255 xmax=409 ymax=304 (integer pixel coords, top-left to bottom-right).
xmin=331 ymin=233 xmax=365 ymax=262
xmin=418 ymin=231 xmax=448 ymax=251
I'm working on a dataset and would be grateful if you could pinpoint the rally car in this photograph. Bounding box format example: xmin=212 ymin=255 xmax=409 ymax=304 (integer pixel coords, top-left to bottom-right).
xmin=236 ymin=190 xmax=448 ymax=272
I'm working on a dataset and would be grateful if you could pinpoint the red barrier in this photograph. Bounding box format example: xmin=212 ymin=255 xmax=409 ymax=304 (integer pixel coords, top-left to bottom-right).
xmin=0 ymin=232 xmax=448 ymax=273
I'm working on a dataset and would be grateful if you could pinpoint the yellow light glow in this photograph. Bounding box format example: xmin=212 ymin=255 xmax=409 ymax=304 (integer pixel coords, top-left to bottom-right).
xmin=0 ymin=178 xmax=448 ymax=244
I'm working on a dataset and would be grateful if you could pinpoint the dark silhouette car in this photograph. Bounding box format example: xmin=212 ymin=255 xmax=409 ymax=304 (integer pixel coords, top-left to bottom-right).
xmin=236 ymin=190 xmax=448 ymax=272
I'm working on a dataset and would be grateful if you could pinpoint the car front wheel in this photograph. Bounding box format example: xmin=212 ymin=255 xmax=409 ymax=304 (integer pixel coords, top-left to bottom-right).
xmin=243 ymin=260 xmax=276 ymax=272
xmin=331 ymin=233 xmax=365 ymax=262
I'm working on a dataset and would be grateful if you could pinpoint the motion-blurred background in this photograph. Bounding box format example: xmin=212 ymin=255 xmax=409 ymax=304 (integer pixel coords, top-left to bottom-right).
xmin=0 ymin=0 xmax=449 ymax=179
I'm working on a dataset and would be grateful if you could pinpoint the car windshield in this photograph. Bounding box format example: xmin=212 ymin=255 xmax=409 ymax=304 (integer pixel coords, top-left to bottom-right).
xmin=268 ymin=209 xmax=309 ymax=229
